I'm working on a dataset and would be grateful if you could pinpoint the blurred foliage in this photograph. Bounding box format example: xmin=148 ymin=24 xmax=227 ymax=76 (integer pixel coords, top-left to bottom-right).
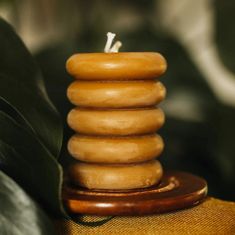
xmin=0 ymin=17 xmax=63 ymax=158
xmin=0 ymin=171 xmax=57 ymax=235
xmin=0 ymin=18 xmax=65 ymax=216
xmin=215 ymin=0 xmax=235 ymax=74
xmin=0 ymin=17 xmax=65 ymax=234
xmin=36 ymin=0 xmax=235 ymax=201
xmin=0 ymin=111 xmax=64 ymax=216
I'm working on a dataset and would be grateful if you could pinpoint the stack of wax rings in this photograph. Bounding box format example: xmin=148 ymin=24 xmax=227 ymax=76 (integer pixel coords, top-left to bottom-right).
xmin=66 ymin=33 xmax=167 ymax=190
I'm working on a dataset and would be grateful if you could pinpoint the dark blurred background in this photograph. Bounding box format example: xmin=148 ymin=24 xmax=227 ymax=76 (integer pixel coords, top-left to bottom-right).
xmin=1 ymin=0 xmax=235 ymax=201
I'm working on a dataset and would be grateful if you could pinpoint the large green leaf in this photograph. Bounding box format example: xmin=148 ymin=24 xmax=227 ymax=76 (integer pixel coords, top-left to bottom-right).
xmin=0 ymin=171 xmax=57 ymax=235
xmin=0 ymin=111 xmax=65 ymax=216
xmin=0 ymin=17 xmax=62 ymax=158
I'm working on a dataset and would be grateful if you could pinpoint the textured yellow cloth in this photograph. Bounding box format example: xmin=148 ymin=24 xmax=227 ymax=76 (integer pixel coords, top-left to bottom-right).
xmin=57 ymin=197 xmax=235 ymax=235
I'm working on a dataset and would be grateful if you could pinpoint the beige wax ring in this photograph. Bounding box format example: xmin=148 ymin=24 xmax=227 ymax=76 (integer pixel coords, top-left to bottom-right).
xmin=68 ymin=134 xmax=164 ymax=163
xmin=67 ymin=108 xmax=165 ymax=136
xmin=69 ymin=160 xmax=163 ymax=190
xmin=67 ymin=80 xmax=166 ymax=108
xmin=66 ymin=52 xmax=167 ymax=80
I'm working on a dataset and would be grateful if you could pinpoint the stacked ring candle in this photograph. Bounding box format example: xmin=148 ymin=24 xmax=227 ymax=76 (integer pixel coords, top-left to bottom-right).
xmin=66 ymin=33 xmax=167 ymax=190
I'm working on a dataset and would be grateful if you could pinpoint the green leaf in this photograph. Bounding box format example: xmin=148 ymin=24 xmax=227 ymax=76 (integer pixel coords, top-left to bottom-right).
xmin=0 ymin=111 xmax=65 ymax=216
xmin=0 ymin=17 xmax=62 ymax=158
xmin=0 ymin=171 xmax=57 ymax=235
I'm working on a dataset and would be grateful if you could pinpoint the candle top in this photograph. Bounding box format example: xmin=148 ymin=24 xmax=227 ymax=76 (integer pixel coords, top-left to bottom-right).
xmin=66 ymin=32 xmax=167 ymax=80
xmin=66 ymin=52 xmax=167 ymax=80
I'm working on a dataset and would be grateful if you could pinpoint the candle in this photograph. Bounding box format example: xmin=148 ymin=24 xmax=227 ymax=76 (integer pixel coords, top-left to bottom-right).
xmin=66 ymin=33 xmax=167 ymax=190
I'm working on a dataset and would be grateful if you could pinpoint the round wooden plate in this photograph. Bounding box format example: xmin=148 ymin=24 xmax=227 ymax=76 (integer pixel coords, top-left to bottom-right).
xmin=63 ymin=171 xmax=207 ymax=216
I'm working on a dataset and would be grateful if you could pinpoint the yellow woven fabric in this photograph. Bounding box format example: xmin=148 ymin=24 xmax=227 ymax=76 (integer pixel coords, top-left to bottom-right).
xmin=57 ymin=197 xmax=235 ymax=235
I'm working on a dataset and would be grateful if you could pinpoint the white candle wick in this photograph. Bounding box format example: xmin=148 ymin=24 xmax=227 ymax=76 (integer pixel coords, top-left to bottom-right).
xmin=110 ymin=41 xmax=122 ymax=53
xmin=104 ymin=32 xmax=122 ymax=53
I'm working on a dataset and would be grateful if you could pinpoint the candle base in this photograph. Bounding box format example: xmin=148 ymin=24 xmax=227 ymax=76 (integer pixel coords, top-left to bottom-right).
xmin=62 ymin=171 xmax=207 ymax=216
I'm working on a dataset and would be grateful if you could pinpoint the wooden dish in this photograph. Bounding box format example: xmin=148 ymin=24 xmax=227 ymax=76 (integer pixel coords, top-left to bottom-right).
xmin=63 ymin=171 xmax=207 ymax=216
